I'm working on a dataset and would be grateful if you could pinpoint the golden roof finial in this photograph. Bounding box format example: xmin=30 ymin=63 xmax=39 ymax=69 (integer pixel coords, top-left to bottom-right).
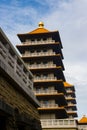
xmin=38 ymin=21 xmax=44 ymax=28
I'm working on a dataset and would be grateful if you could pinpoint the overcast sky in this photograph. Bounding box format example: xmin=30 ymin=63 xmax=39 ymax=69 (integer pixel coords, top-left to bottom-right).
xmin=0 ymin=0 xmax=87 ymax=119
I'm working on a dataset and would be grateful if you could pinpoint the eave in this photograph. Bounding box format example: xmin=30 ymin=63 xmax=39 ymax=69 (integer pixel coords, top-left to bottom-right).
xmin=67 ymin=111 xmax=78 ymax=117
xmin=38 ymin=107 xmax=68 ymax=118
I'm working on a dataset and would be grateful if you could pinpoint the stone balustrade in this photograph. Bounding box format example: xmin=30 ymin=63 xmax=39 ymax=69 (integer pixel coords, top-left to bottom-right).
xmin=41 ymin=119 xmax=77 ymax=128
xmin=40 ymin=103 xmax=58 ymax=108
xmin=34 ymin=89 xmax=58 ymax=94
xmin=23 ymin=38 xmax=55 ymax=45
xmin=23 ymin=51 xmax=56 ymax=57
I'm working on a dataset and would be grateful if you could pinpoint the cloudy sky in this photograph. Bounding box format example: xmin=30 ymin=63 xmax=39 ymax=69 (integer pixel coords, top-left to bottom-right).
xmin=0 ymin=0 xmax=87 ymax=119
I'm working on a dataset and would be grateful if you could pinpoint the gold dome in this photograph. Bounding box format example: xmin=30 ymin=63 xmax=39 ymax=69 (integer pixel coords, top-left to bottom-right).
xmin=38 ymin=22 xmax=44 ymax=28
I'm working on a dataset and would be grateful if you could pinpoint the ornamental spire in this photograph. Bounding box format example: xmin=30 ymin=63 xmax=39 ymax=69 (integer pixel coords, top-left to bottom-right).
xmin=38 ymin=22 xmax=44 ymax=28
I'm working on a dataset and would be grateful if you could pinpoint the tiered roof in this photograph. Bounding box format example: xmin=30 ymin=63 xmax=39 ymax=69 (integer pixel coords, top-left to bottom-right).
xmin=79 ymin=115 xmax=87 ymax=124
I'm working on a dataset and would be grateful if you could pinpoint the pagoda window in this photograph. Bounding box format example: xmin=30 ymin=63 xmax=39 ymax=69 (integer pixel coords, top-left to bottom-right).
xmin=37 ymin=49 xmax=41 ymax=53
xmin=67 ymin=88 xmax=72 ymax=92
xmin=50 ymin=86 xmax=55 ymax=90
xmin=43 ymin=49 xmax=47 ymax=52
xmin=49 ymin=100 xmax=55 ymax=104
xmin=30 ymin=61 xmax=34 ymax=65
xmin=43 ymin=38 xmax=47 ymax=41
xmin=43 ymin=74 xmax=47 ymax=79
xmin=44 ymin=87 xmax=48 ymax=93
xmin=43 ymin=100 xmax=48 ymax=106
xmin=68 ymin=101 xmax=72 ymax=104
xmin=30 ymin=49 xmax=34 ymax=53
xmin=36 ymin=74 xmax=40 ymax=77
xmin=26 ymin=39 xmax=29 ymax=42
xmin=48 ymin=49 xmax=53 ymax=52
xmin=43 ymin=61 xmax=48 ymax=64
xmin=47 ymin=37 xmax=52 ymax=41
xmin=37 ymin=61 xmax=41 ymax=64
xmin=68 ymin=108 xmax=72 ymax=111
xmin=25 ymin=50 xmax=29 ymax=54
xmin=48 ymin=73 xmax=54 ymax=78
xmin=35 ymin=74 xmax=41 ymax=79
xmin=37 ymin=38 xmax=41 ymax=41
xmin=69 ymin=115 xmax=73 ymax=118
xmin=49 ymin=61 xmax=53 ymax=64
xmin=25 ymin=62 xmax=29 ymax=66
xmin=31 ymin=39 xmax=35 ymax=42
xmin=69 ymin=120 xmax=75 ymax=125
xmin=36 ymin=88 xmax=40 ymax=93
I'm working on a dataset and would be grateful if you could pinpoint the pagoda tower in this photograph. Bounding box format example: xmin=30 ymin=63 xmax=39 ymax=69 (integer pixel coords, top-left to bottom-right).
xmin=16 ymin=22 xmax=77 ymax=129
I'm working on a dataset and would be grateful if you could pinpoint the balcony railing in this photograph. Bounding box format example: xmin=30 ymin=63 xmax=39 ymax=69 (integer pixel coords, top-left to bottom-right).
xmin=34 ymin=76 xmax=57 ymax=81
xmin=22 ymin=51 xmax=56 ymax=57
xmin=34 ymin=90 xmax=58 ymax=94
xmin=23 ymin=38 xmax=55 ymax=45
xmin=0 ymin=41 xmax=39 ymax=105
xmin=40 ymin=119 xmax=77 ymax=128
xmin=40 ymin=104 xmax=58 ymax=108
xmin=28 ymin=63 xmax=56 ymax=69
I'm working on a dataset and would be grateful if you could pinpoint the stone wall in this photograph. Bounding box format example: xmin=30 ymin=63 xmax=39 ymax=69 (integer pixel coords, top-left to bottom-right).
xmin=0 ymin=75 xmax=41 ymax=130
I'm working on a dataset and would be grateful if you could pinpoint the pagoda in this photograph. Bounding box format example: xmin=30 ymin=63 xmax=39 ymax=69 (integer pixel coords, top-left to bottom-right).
xmin=16 ymin=22 xmax=77 ymax=129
